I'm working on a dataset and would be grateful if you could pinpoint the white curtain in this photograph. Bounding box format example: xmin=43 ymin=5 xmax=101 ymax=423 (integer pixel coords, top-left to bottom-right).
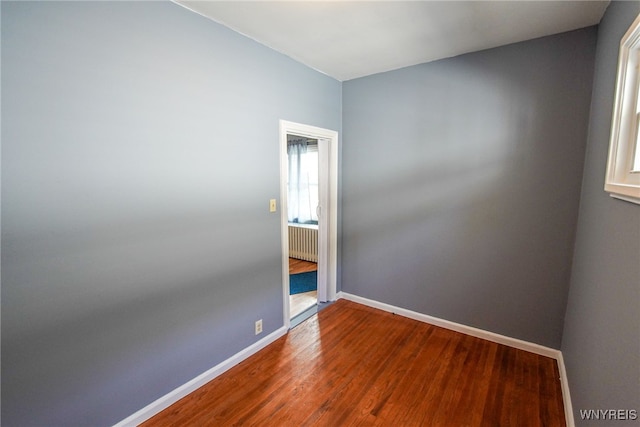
xmin=288 ymin=139 xmax=319 ymax=224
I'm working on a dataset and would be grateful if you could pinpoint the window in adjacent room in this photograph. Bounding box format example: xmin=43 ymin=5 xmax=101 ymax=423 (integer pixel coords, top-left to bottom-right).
xmin=605 ymin=13 xmax=640 ymax=204
xmin=287 ymin=136 xmax=319 ymax=224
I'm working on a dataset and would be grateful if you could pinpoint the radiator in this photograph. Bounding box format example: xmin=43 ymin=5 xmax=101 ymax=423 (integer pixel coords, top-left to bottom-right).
xmin=288 ymin=224 xmax=318 ymax=262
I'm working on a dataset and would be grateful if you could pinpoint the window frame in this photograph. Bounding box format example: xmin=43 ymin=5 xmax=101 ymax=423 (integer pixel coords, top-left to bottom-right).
xmin=605 ymin=13 xmax=640 ymax=205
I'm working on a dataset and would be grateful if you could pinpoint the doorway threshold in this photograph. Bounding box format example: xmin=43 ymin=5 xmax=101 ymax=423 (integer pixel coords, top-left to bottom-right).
xmin=290 ymin=301 xmax=333 ymax=329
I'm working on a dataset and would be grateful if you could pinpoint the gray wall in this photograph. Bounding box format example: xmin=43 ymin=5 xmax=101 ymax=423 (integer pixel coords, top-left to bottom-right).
xmin=562 ymin=1 xmax=640 ymax=424
xmin=342 ymin=28 xmax=597 ymax=349
xmin=1 ymin=2 xmax=341 ymax=426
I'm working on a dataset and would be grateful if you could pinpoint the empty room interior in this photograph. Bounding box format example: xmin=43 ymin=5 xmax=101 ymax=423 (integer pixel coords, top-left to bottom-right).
xmin=2 ymin=1 xmax=639 ymax=426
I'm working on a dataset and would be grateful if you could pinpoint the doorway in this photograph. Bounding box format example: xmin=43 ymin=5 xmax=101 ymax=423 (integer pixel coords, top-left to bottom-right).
xmin=279 ymin=121 xmax=338 ymax=329
xmin=287 ymin=134 xmax=320 ymax=319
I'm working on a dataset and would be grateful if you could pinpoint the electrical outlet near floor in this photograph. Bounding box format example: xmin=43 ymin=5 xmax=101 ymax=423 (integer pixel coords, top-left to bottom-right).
xmin=255 ymin=319 xmax=263 ymax=335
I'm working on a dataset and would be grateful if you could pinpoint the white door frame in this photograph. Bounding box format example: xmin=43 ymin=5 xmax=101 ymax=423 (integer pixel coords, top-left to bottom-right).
xmin=279 ymin=120 xmax=338 ymax=328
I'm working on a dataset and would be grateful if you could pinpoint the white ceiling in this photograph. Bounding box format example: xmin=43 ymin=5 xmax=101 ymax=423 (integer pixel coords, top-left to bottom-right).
xmin=176 ymin=1 xmax=609 ymax=82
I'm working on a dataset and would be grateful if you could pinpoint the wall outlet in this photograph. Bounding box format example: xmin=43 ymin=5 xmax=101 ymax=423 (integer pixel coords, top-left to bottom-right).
xmin=255 ymin=319 xmax=263 ymax=335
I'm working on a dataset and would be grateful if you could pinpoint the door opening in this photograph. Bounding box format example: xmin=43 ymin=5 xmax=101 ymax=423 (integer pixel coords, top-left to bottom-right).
xmin=287 ymin=134 xmax=320 ymax=319
xmin=279 ymin=121 xmax=338 ymax=329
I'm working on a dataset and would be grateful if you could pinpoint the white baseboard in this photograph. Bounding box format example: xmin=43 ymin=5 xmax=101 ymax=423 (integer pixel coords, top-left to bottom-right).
xmin=113 ymin=326 xmax=288 ymax=427
xmin=338 ymin=292 xmax=559 ymax=357
xmin=337 ymin=291 xmax=574 ymax=427
xmin=557 ymin=352 xmax=575 ymax=427
xmin=116 ymin=294 xmax=575 ymax=427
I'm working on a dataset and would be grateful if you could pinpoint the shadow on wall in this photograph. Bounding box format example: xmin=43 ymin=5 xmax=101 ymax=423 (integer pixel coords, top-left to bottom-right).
xmin=3 ymin=208 xmax=282 ymax=425
xmin=342 ymin=29 xmax=595 ymax=347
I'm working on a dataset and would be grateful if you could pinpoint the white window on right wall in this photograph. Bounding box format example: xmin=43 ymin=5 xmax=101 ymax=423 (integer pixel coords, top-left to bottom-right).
xmin=605 ymin=13 xmax=640 ymax=204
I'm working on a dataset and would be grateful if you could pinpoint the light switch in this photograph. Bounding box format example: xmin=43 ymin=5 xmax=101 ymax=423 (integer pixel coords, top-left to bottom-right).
xmin=269 ymin=199 xmax=277 ymax=212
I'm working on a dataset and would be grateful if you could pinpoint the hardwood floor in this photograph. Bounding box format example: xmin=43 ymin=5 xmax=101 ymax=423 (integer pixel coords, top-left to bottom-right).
xmin=289 ymin=258 xmax=317 ymax=274
xmin=289 ymin=258 xmax=318 ymax=318
xmin=142 ymin=300 xmax=565 ymax=427
xmin=290 ymin=291 xmax=317 ymax=318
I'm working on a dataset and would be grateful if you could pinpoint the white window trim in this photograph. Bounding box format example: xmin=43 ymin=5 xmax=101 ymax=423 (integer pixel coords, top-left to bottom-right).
xmin=605 ymin=13 xmax=640 ymax=205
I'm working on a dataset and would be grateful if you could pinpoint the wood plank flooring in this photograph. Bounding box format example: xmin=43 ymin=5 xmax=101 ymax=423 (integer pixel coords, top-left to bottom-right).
xmin=289 ymin=258 xmax=318 ymax=318
xmin=290 ymin=291 xmax=317 ymax=318
xmin=142 ymin=300 xmax=565 ymax=427
xmin=289 ymin=258 xmax=317 ymax=275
